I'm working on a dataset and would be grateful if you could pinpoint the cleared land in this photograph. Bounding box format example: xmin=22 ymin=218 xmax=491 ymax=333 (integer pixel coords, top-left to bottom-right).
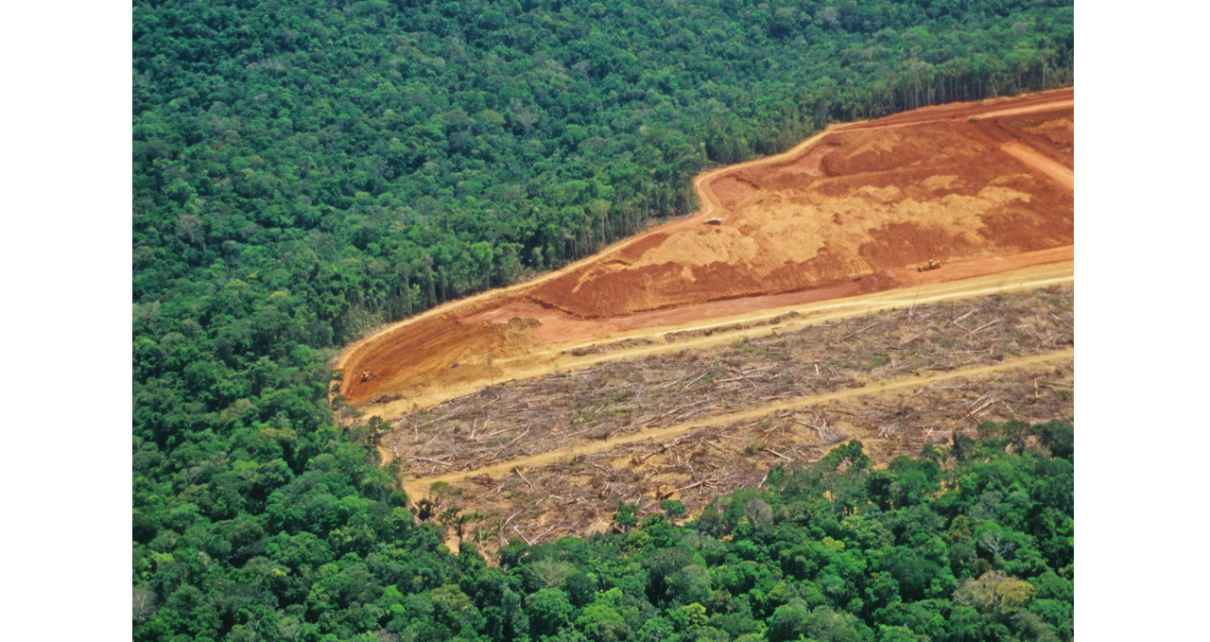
xmin=337 ymin=89 xmax=1073 ymax=412
xmin=389 ymin=287 xmax=1073 ymax=553
xmin=332 ymin=90 xmax=1075 ymax=553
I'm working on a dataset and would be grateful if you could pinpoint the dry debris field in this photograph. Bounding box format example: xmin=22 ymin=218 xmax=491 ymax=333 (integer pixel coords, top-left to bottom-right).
xmin=385 ymin=287 xmax=1073 ymax=554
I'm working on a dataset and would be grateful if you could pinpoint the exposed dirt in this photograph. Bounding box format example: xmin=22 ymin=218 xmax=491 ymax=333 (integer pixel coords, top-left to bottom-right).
xmin=527 ymin=94 xmax=1074 ymax=318
xmin=336 ymin=89 xmax=1074 ymax=412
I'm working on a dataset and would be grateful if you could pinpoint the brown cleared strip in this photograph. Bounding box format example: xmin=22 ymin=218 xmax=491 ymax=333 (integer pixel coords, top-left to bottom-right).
xmin=403 ymin=347 xmax=1073 ymax=498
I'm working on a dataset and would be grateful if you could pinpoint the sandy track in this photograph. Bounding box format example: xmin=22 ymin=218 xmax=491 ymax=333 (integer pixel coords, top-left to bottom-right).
xmin=968 ymin=99 xmax=1075 ymax=122
xmin=689 ymin=128 xmax=835 ymax=220
xmin=1000 ymin=142 xmax=1074 ymax=190
xmin=402 ymin=347 xmax=1073 ymax=501
xmin=836 ymin=96 xmax=1075 ymax=135
xmin=835 ymin=89 xmax=1073 ymax=129
xmin=337 ymin=88 xmax=1075 ymax=417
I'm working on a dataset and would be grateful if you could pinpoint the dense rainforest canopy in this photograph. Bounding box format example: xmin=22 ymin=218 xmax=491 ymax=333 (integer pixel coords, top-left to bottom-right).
xmin=134 ymin=422 xmax=1075 ymax=641
xmin=132 ymin=1 xmax=1075 ymax=640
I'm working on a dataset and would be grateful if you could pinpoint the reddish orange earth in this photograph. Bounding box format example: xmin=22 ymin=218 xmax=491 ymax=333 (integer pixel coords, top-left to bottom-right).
xmin=337 ymin=88 xmax=1074 ymax=415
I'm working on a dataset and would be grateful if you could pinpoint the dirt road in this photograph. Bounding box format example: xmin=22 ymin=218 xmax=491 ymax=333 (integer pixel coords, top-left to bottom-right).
xmin=1000 ymin=143 xmax=1074 ymax=190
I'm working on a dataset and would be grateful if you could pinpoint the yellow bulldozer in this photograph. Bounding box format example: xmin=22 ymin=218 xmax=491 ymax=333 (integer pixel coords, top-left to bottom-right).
xmin=917 ymin=259 xmax=942 ymax=272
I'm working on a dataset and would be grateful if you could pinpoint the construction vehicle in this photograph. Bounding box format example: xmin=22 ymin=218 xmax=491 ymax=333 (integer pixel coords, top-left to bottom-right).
xmin=917 ymin=259 xmax=942 ymax=272
xmin=361 ymin=371 xmax=374 ymax=382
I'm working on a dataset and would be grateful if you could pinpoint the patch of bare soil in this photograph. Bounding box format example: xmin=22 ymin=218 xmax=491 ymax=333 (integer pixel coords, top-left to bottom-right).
xmin=526 ymin=92 xmax=1074 ymax=319
xmin=336 ymin=90 xmax=1074 ymax=412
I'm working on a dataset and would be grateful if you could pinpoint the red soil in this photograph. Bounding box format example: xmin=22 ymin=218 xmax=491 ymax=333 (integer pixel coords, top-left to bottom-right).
xmin=338 ymin=89 xmax=1075 ymax=410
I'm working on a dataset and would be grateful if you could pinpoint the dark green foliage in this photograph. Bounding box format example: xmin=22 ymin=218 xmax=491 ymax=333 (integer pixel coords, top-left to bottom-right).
xmin=661 ymin=499 xmax=687 ymax=518
xmin=643 ymin=546 xmax=697 ymax=605
xmin=499 ymin=536 xmax=531 ymax=570
xmin=147 ymin=426 xmax=1076 ymax=640
xmin=528 ymin=587 xmax=575 ymax=637
xmin=614 ymin=501 xmax=640 ymax=532
xmin=565 ymin=572 xmax=598 ymax=608
xmin=1033 ymin=419 xmax=1075 ymax=462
